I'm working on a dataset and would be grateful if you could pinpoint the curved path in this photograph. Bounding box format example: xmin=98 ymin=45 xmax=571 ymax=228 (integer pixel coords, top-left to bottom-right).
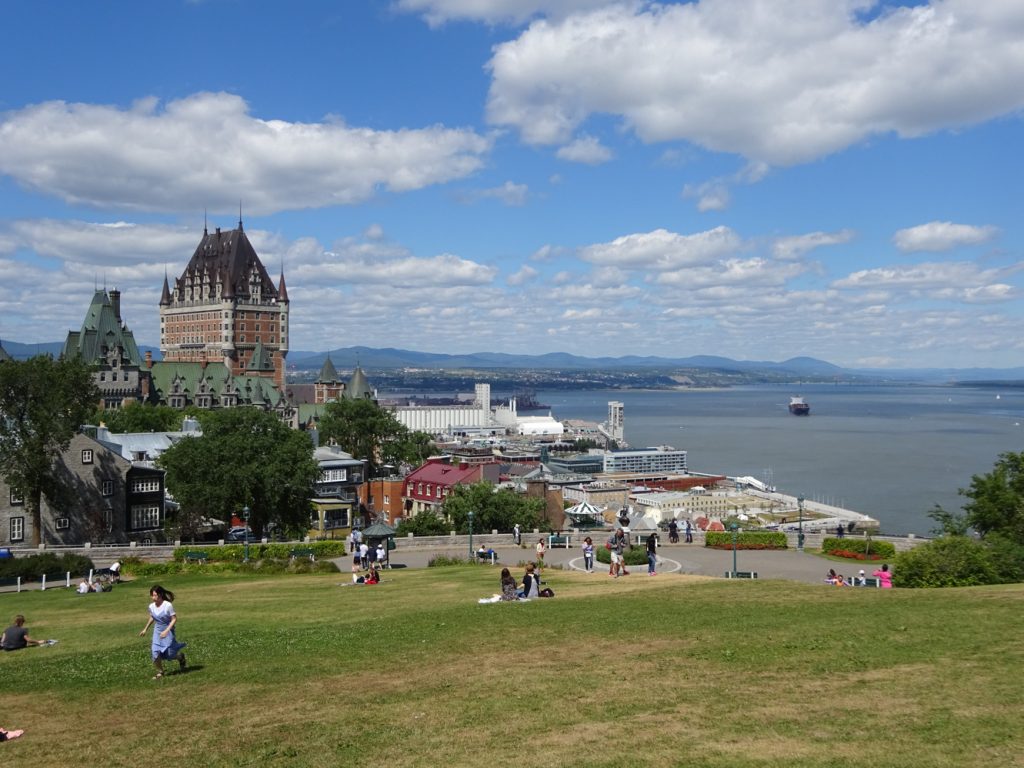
xmin=343 ymin=543 xmax=861 ymax=585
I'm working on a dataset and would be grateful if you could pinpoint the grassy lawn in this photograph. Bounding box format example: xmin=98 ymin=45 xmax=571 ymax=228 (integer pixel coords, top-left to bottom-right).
xmin=2 ymin=568 xmax=1022 ymax=767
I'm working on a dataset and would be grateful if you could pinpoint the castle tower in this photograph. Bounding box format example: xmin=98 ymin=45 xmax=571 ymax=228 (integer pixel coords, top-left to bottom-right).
xmin=160 ymin=222 xmax=289 ymax=388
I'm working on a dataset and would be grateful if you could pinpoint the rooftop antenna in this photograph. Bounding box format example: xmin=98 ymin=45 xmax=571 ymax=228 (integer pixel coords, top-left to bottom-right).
xmin=204 ymin=208 xmax=208 ymax=236
xmin=238 ymin=200 xmax=243 ymax=231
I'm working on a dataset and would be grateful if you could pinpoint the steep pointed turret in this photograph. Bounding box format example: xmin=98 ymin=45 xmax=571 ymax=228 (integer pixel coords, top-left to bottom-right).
xmin=317 ymin=354 xmax=339 ymax=383
xmin=278 ymin=270 xmax=289 ymax=302
xmin=346 ymin=365 xmax=373 ymax=400
xmin=160 ymin=274 xmax=172 ymax=307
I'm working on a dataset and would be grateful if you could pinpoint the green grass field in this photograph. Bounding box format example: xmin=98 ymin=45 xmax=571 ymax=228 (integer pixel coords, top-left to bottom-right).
xmin=2 ymin=568 xmax=1022 ymax=767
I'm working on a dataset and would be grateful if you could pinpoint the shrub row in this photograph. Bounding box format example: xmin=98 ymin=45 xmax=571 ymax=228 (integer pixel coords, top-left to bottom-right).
xmin=126 ymin=558 xmax=339 ymax=577
xmin=894 ymin=534 xmax=1024 ymax=588
xmin=427 ymin=555 xmax=474 ymax=567
xmin=0 ymin=553 xmax=96 ymax=581
xmin=172 ymin=540 xmax=349 ymax=563
xmin=821 ymin=537 xmax=896 ymax=559
xmin=705 ymin=532 xmax=788 ymax=550
xmin=595 ymin=547 xmax=650 ymax=566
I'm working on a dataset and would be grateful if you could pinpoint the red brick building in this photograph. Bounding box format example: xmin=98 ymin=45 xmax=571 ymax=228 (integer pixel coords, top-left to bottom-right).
xmin=402 ymin=458 xmax=500 ymax=517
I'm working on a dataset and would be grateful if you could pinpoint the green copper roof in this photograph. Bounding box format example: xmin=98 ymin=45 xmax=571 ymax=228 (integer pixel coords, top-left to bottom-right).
xmin=62 ymin=290 xmax=143 ymax=367
xmin=149 ymin=360 xmax=287 ymax=409
xmin=247 ymin=341 xmax=275 ymax=372
xmin=317 ymin=355 xmax=339 ymax=383
xmin=346 ymin=366 xmax=373 ymax=399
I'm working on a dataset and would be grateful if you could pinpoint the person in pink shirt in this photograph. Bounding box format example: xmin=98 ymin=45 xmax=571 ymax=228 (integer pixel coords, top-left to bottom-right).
xmin=872 ymin=563 xmax=893 ymax=588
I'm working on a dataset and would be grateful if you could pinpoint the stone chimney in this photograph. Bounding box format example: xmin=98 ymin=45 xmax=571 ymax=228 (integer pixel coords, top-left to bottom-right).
xmin=109 ymin=289 xmax=121 ymax=322
xmin=145 ymin=350 xmax=153 ymax=369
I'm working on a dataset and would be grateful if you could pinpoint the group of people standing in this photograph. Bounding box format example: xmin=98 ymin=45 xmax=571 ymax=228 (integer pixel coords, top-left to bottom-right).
xmin=667 ymin=519 xmax=693 ymax=544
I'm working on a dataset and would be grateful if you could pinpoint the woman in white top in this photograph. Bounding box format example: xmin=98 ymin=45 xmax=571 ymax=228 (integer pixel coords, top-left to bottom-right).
xmin=138 ymin=584 xmax=187 ymax=679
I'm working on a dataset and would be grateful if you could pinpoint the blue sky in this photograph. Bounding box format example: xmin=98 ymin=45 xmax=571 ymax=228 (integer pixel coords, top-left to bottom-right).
xmin=1 ymin=0 xmax=1021 ymax=368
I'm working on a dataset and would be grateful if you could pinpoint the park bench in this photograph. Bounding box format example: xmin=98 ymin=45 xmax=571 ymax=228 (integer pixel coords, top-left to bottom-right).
xmin=184 ymin=551 xmax=209 ymax=564
xmin=547 ymin=534 xmax=572 ymax=548
xmin=289 ymin=548 xmax=316 ymax=562
xmin=724 ymin=571 xmax=759 ymax=579
xmin=476 ymin=549 xmax=498 ymax=564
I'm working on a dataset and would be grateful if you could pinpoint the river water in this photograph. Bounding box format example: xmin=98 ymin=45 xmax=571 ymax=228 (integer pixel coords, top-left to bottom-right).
xmin=533 ymin=383 xmax=1024 ymax=536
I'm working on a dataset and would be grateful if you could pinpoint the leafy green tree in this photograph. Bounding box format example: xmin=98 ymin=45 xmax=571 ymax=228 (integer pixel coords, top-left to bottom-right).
xmin=927 ymin=504 xmax=970 ymax=537
xmin=158 ymin=408 xmax=319 ymax=540
xmin=894 ymin=536 xmax=999 ymax=588
xmin=960 ymin=452 xmax=1024 ymax=543
xmin=442 ymin=481 xmax=546 ymax=534
xmin=395 ymin=510 xmax=450 ymax=536
xmin=0 ymin=356 xmax=99 ymax=545
xmin=92 ymin=402 xmax=198 ymax=433
xmin=318 ymin=398 xmax=431 ymax=476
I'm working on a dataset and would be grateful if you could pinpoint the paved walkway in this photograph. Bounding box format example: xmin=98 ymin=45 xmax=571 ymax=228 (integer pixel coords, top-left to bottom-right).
xmin=344 ymin=543 xmax=868 ymax=585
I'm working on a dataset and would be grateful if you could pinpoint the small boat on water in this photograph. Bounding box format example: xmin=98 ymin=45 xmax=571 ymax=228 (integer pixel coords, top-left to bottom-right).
xmin=789 ymin=396 xmax=810 ymax=416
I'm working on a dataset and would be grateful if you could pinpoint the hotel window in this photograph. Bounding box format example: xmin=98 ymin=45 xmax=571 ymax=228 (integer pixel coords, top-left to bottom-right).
xmin=55 ymin=518 xmax=70 ymax=531
xmin=81 ymin=449 xmax=94 ymax=464
xmin=10 ymin=517 xmax=24 ymax=542
xmin=130 ymin=505 xmax=161 ymax=530
xmin=132 ymin=478 xmax=161 ymax=493
xmin=102 ymin=480 xmax=114 ymax=496
xmin=9 ymin=489 xmax=23 ymax=505
xmin=383 ymin=494 xmax=390 ymax=505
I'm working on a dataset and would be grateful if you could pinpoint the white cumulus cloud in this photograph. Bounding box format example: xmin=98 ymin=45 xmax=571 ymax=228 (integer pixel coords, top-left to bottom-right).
xmin=487 ymin=1 xmax=1024 ymax=165
xmin=0 ymin=92 xmax=492 ymax=215
xmin=579 ymin=226 xmax=742 ymax=270
xmin=773 ymin=229 xmax=855 ymax=260
xmin=892 ymin=221 xmax=998 ymax=252
xmin=556 ymin=135 xmax=613 ymax=164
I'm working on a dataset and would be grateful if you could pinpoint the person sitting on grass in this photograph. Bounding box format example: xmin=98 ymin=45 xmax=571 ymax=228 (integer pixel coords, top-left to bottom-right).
xmin=1 ymin=615 xmax=43 ymax=651
xmin=519 ymin=563 xmax=540 ymax=599
xmin=499 ymin=568 xmax=518 ymax=601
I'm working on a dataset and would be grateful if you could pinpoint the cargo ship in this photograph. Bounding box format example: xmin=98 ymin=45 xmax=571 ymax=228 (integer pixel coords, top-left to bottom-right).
xmin=789 ymin=396 xmax=810 ymax=416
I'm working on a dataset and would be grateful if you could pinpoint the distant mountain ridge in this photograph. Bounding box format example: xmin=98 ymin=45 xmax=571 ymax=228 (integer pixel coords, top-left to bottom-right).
xmin=288 ymin=346 xmax=847 ymax=374
xmin=4 ymin=339 xmax=1023 ymax=382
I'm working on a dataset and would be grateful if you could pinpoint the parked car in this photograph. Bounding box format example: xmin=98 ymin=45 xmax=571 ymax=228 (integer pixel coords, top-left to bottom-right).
xmin=225 ymin=526 xmax=253 ymax=542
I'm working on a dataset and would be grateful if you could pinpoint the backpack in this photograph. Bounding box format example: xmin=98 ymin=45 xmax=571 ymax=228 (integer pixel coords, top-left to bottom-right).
xmin=539 ymin=587 xmax=555 ymax=598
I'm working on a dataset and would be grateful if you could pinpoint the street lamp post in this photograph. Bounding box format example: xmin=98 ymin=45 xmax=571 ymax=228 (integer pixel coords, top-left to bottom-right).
xmin=243 ymin=505 xmax=250 ymax=563
xmin=467 ymin=510 xmax=474 ymax=560
xmin=730 ymin=523 xmax=739 ymax=577
xmin=797 ymin=496 xmax=805 ymax=551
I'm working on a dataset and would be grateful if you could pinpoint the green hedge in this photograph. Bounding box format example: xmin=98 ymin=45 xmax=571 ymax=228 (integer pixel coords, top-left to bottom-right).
xmin=705 ymin=532 xmax=788 ymax=550
xmin=172 ymin=540 xmax=349 ymax=563
xmin=0 ymin=553 xmax=96 ymax=581
xmin=126 ymin=558 xmax=339 ymax=577
xmin=821 ymin=537 xmax=895 ymax=559
xmin=595 ymin=547 xmax=650 ymax=566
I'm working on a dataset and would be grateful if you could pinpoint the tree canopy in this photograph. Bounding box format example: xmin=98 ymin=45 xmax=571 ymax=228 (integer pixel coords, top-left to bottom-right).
xmin=92 ymin=402 xmax=200 ymax=433
xmin=158 ymin=408 xmax=319 ymax=540
xmin=318 ymin=398 xmax=432 ymax=477
xmin=441 ymin=481 xmax=547 ymax=534
xmin=960 ymin=451 xmax=1024 ymax=544
xmin=0 ymin=355 xmax=99 ymax=545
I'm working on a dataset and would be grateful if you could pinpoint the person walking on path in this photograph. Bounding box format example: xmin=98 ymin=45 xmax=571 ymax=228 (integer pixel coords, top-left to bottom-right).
xmin=1 ymin=615 xmax=43 ymax=651
xmin=513 ymin=523 xmax=521 ymax=546
xmin=873 ymin=564 xmax=893 ymax=589
xmin=581 ymin=536 xmax=595 ymax=573
xmin=646 ymin=532 xmax=659 ymax=575
xmin=668 ymin=519 xmax=679 ymax=544
xmin=139 ymin=585 xmax=187 ymax=679
xmin=608 ymin=528 xmax=630 ymax=577
xmin=536 ymin=538 xmax=546 ymax=571
xmin=684 ymin=519 xmax=693 ymax=544
xmin=836 ymin=523 xmax=845 ymax=538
